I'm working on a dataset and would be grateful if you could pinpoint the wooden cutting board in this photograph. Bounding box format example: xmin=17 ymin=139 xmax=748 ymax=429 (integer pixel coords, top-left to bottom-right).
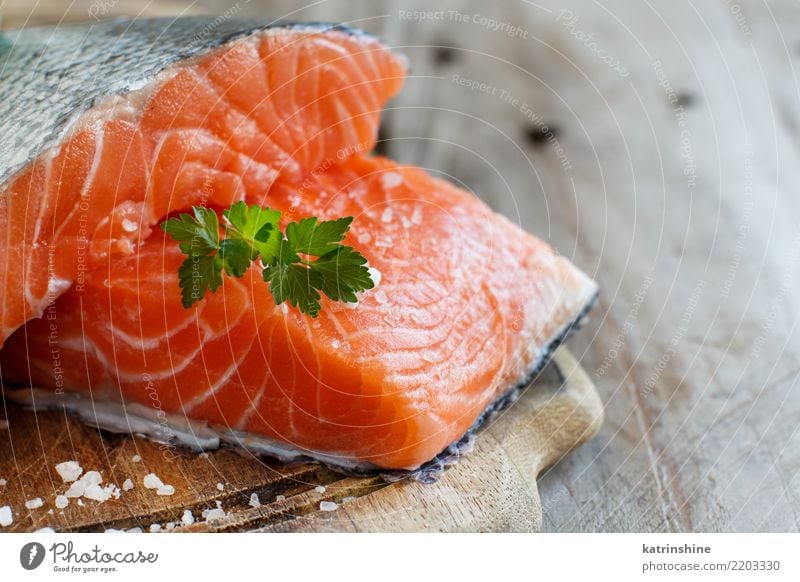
xmin=0 ymin=347 xmax=602 ymax=533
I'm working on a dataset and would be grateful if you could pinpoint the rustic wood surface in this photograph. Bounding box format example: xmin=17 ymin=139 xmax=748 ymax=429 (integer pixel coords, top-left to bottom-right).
xmin=0 ymin=348 xmax=601 ymax=533
xmin=2 ymin=0 xmax=800 ymax=532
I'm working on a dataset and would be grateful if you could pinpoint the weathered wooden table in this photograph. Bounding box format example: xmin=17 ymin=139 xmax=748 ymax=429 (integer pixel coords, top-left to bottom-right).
xmin=2 ymin=0 xmax=799 ymax=532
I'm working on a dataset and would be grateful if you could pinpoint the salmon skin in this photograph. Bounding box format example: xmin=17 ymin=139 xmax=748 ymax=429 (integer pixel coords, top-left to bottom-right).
xmin=0 ymin=18 xmax=598 ymax=473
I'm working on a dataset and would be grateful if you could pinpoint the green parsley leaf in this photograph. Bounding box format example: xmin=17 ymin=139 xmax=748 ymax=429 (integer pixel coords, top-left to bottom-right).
xmin=161 ymin=207 xmax=220 ymax=256
xmin=264 ymin=261 xmax=324 ymax=317
xmin=286 ymin=216 xmax=353 ymax=256
xmin=177 ymin=254 xmax=223 ymax=308
xmin=219 ymin=238 xmax=252 ymax=278
xmin=162 ymin=204 xmax=374 ymax=317
xmin=222 ymin=201 xmax=281 ymax=261
xmin=310 ymin=246 xmax=374 ymax=304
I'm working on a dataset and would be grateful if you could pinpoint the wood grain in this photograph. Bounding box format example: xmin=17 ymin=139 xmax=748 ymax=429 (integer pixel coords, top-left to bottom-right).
xmin=0 ymin=348 xmax=601 ymax=533
xmin=2 ymin=0 xmax=799 ymax=532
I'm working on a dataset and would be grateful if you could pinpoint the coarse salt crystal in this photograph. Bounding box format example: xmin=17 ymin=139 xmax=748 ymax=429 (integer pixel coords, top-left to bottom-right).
xmin=105 ymin=528 xmax=124 ymax=533
xmin=374 ymin=290 xmax=388 ymax=304
xmin=65 ymin=470 xmax=104 ymax=498
xmin=319 ymin=501 xmax=338 ymax=512
xmin=84 ymin=484 xmax=113 ymax=502
xmin=54 ymin=495 xmax=69 ymax=509
xmin=203 ymin=508 xmax=225 ymax=521
xmin=127 ymin=526 xmax=143 ymax=533
xmin=0 ymin=479 xmax=6 ymax=486
xmin=181 ymin=510 xmax=194 ymax=526
xmin=77 ymin=500 xmax=84 ymax=507
xmin=357 ymin=232 xmax=371 ymax=244
xmin=131 ymin=455 xmax=142 ymax=463
xmin=314 ymin=486 xmax=326 ymax=494
xmin=55 ymin=461 xmax=83 ymax=483
xmin=36 ymin=527 xmax=55 ymax=533
xmin=202 ymin=501 xmax=226 ymax=522
xmin=368 ymin=267 xmax=382 ymax=288
xmin=65 ymin=480 xmax=86 ymax=498
xmin=381 ymin=207 xmax=393 ymax=223
xmin=82 ymin=471 xmax=103 ymax=487
xmin=25 ymin=498 xmax=44 ymax=510
xmin=149 ymin=524 xmax=162 ymax=533
xmin=142 ymin=473 xmax=164 ymax=489
xmin=165 ymin=522 xmax=175 ymax=530
xmin=0 ymin=506 xmax=12 ymax=526
xmin=216 ymin=482 xmax=224 ymax=491
xmin=156 ymin=485 xmax=175 ymax=496
xmin=123 ymin=479 xmax=134 ymax=491
xmin=380 ymin=171 xmax=403 ymax=189
xmin=121 ymin=219 xmax=138 ymax=233
xmin=248 ymin=493 xmax=260 ymax=508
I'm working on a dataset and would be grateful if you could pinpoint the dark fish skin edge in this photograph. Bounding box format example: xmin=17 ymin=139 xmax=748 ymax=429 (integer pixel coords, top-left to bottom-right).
xmin=0 ymin=16 xmax=383 ymax=187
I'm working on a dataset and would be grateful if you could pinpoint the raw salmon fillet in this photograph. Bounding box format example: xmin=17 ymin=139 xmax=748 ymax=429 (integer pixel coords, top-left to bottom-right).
xmin=0 ymin=18 xmax=597 ymax=472
xmin=2 ymin=155 xmax=597 ymax=470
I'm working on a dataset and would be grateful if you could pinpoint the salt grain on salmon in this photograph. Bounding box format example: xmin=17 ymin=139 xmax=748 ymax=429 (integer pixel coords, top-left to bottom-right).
xmin=216 ymin=482 xmax=224 ymax=491
xmin=314 ymin=486 xmax=326 ymax=494
xmin=35 ymin=527 xmax=55 ymax=533
xmin=248 ymin=493 xmax=260 ymax=508
xmin=149 ymin=524 xmax=162 ymax=533
xmin=122 ymin=478 xmax=134 ymax=491
xmin=131 ymin=455 xmax=142 ymax=463
xmin=25 ymin=498 xmax=44 ymax=510
xmin=181 ymin=510 xmax=194 ymax=526
xmin=54 ymin=495 xmax=69 ymax=509
xmin=55 ymin=461 xmax=83 ymax=483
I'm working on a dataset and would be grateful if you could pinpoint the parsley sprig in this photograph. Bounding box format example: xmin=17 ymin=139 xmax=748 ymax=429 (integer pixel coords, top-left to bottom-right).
xmin=161 ymin=202 xmax=374 ymax=316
